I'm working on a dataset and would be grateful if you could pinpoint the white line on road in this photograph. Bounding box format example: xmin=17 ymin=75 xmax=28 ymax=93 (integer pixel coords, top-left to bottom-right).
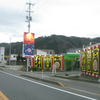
xmin=0 ymin=71 xmax=97 ymax=100
xmin=68 ymin=87 xmax=99 ymax=96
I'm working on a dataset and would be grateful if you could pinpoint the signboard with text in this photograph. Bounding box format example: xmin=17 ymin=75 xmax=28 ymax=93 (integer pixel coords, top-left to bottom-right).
xmin=23 ymin=32 xmax=35 ymax=57
xmin=23 ymin=32 xmax=35 ymax=44
xmin=23 ymin=44 xmax=34 ymax=57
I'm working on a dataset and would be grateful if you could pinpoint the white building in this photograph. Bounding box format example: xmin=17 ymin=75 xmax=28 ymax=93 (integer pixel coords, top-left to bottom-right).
xmin=10 ymin=54 xmax=17 ymax=61
xmin=0 ymin=47 xmax=5 ymax=62
xmin=35 ymin=49 xmax=55 ymax=55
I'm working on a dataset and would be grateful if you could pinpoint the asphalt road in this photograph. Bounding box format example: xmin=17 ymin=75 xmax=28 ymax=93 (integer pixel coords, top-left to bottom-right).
xmin=0 ymin=70 xmax=99 ymax=100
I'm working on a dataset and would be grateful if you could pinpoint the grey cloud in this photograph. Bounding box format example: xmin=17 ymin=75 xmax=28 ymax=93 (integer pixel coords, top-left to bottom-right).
xmin=0 ymin=8 xmax=24 ymax=26
xmin=0 ymin=7 xmax=39 ymax=34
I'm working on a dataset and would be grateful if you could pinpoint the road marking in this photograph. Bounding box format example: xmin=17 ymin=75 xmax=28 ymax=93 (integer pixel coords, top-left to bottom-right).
xmin=0 ymin=91 xmax=9 ymax=100
xmin=59 ymin=83 xmax=100 ymax=97
xmin=0 ymin=71 xmax=97 ymax=100
xmin=65 ymin=87 xmax=100 ymax=97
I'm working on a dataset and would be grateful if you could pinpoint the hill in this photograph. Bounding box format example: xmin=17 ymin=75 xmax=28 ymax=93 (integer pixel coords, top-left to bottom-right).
xmin=35 ymin=35 xmax=100 ymax=53
xmin=0 ymin=35 xmax=100 ymax=55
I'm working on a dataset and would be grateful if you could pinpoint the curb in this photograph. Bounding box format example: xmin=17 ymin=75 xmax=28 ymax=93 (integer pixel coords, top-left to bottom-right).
xmin=55 ymin=75 xmax=100 ymax=83
xmin=1 ymin=67 xmax=99 ymax=84
xmin=0 ymin=68 xmax=3 ymax=71
xmin=21 ymin=74 xmax=65 ymax=87
xmin=0 ymin=68 xmax=65 ymax=87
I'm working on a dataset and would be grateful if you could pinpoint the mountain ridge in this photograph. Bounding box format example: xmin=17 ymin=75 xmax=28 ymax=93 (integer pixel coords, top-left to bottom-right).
xmin=0 ymin=35 xmax=100 ymax=55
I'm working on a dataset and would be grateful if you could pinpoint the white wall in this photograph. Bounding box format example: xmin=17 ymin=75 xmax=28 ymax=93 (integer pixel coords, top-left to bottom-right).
xmin=0 ymin=47 xmax=5 ymax=62
xmin=36 ymin=49 xmax=47 ymax=55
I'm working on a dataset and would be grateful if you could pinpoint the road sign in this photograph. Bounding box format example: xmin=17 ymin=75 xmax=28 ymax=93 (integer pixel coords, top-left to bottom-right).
xmin=23 ymin=44 xmax=34 ymax=57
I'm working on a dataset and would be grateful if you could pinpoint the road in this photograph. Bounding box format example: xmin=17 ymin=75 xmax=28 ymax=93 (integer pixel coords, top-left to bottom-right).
xmin=0 ymin=70 xmax=99 ymax=100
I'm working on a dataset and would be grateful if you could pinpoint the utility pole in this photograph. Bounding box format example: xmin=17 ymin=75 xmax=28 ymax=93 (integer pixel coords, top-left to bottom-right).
xmin=9 ymin=37 xmax=11 ymax=65
xmin=26 ymin=0 xmax=34 ymax=33
xmin=25 ymin=0 xmax=34 ymax=71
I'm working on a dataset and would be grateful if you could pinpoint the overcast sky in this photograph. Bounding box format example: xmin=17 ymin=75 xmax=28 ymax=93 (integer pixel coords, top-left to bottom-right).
xmin=0 ymin=0 xmax=100 ymax=43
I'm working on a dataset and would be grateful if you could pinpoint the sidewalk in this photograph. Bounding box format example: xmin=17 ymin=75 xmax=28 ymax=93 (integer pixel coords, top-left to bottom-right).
xmin=0 ymin=66 xmax=100 ymax=87
xmin=20 ymin=71 xmax=100 ymax=85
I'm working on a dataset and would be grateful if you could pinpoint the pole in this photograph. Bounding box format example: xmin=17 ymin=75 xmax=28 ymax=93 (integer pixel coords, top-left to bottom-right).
xmin=26 ymin=0 xmax=34 ymax=71
xmin=42 ymin=69 xmax=44 ymax=79
xmin=9 ymin=37 xmax=11 ymax=65
xmin=27 ymin=58 xmax=29 ymax=72
xmin=28 ymin=2 xmax=31 ymax=33
xmin=26 ymin=0 xmax=34 ymax=33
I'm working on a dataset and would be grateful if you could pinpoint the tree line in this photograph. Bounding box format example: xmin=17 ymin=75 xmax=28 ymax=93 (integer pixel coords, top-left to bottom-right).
xmin=0 ymin=35 xmax=100 ymax=55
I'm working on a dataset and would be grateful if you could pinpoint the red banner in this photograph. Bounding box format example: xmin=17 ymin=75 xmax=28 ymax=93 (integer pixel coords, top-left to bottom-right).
xmin=24 ymin=32 xmax=35 ymax=44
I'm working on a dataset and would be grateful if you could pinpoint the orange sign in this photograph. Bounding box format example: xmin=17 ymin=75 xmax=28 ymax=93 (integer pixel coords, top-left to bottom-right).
xmin=24 ymin=32 xmax=35 ymax=44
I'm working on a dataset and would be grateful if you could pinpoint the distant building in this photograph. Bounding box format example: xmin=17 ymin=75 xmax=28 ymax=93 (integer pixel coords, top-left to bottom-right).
xmin=9 ymin=54 xmax=18 ymax=65
xmin=10 ymin=54 xmax=17 ymax=61
xmin=35 ymin=49 xmax=55 ymax=55
xmin=0 ymin=47 xmax=5 ymax=63
xmin=67 ymin=48 xmax=81 ymax=53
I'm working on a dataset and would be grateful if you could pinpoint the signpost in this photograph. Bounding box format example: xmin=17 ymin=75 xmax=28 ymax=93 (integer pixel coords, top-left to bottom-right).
xmin=23 ymin=0 xmax=35 ymax=71
xmin=23 ymin=32 xmax=35 ymax=71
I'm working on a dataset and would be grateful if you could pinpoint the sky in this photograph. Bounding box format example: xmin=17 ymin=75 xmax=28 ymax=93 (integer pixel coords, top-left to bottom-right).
xmin=0 ymin=0 xmax=100 ymax=43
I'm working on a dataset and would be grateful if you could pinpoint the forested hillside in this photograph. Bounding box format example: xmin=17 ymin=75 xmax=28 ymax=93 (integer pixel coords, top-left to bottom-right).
xmin=0 ymin=35 xmax=100 ymax=55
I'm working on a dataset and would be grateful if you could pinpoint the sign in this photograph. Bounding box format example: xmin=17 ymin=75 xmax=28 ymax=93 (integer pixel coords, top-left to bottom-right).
xmin=23 ymin=44 xmax=34 ymax=57
xmin=10 ymin=54 xmax=17 ymax=61
xmin=24 ymin=32 xmax=35 ymax=44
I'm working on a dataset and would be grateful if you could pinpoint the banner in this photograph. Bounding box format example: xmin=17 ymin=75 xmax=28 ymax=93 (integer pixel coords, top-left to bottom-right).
xmin=80 ymin=44 xmax=100 ymax=77
xmin=53 ymin=56 xmax=61 ymax=70
xmin=92 ymin=47 xmax=99 ymax=75
xmin=44 ymin=56 xmax=51 ymax=70
xmin=80 ymin=50 xmax=87 ymax=72
xmin=34 ymin=56 xmax=42 ymax=70
xmin=32 ymin=55 xmax=64 ymax=71
xmin=87 ymin=48 xmax=92 ymax=74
